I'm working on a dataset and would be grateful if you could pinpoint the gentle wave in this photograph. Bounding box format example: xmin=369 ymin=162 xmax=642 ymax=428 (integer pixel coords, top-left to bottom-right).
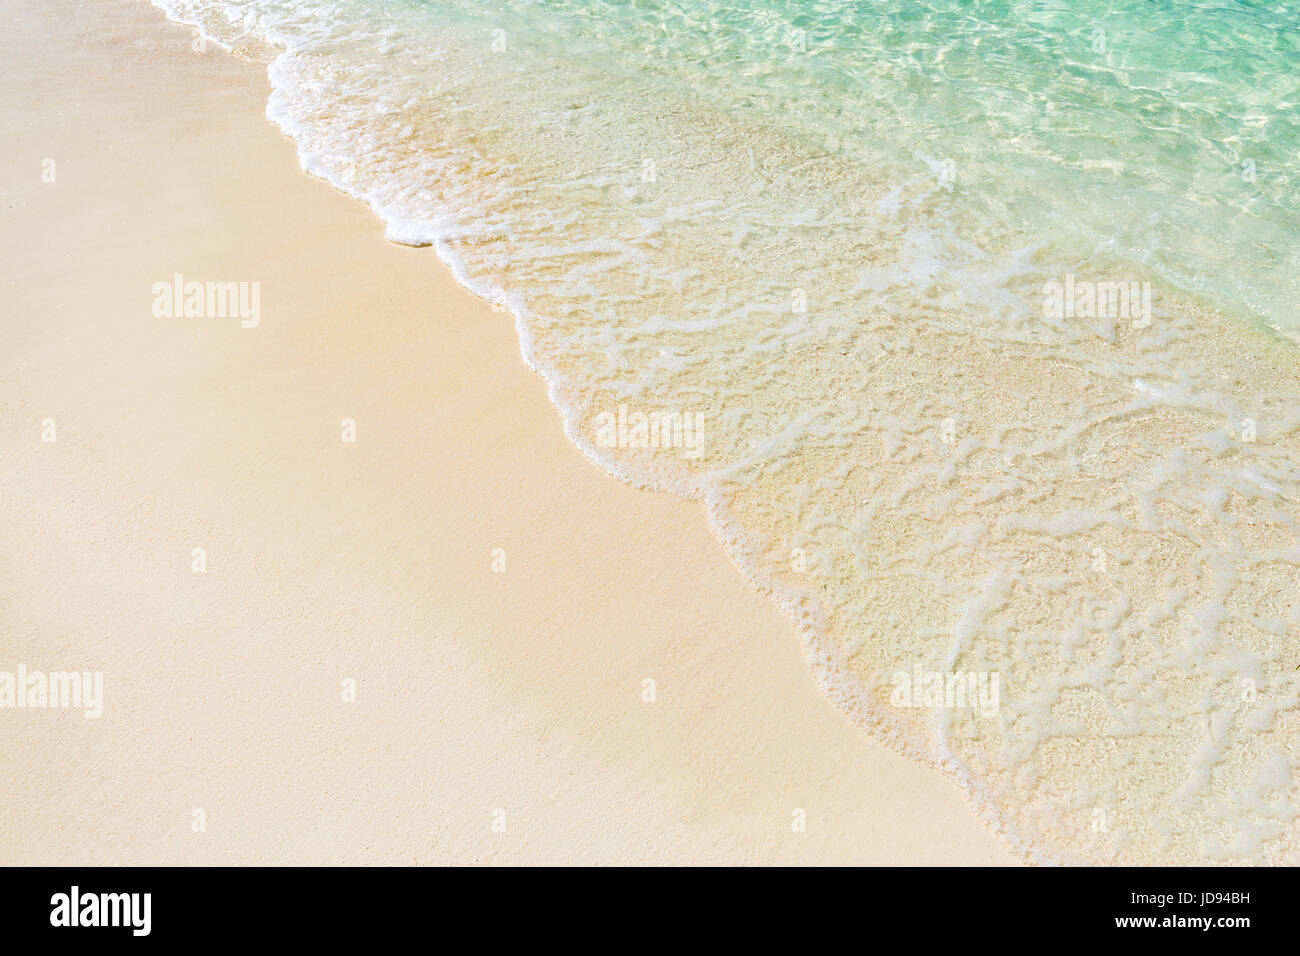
xmin=153 ymin=0 xmax=1300 ymax=864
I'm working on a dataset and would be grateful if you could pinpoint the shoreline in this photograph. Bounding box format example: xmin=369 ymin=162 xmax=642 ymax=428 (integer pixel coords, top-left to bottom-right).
xmin=0 ymin=0 xmax=1016 ymax=865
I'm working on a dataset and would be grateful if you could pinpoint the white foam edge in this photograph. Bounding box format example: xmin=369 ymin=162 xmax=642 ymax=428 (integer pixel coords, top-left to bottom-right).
xmin=149 ymin=0 xmax=1072 ymax=866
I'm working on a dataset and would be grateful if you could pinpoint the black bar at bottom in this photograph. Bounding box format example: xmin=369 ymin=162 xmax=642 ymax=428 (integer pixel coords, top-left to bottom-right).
xmin=0 ymin=865 xmax=1284 ymax=944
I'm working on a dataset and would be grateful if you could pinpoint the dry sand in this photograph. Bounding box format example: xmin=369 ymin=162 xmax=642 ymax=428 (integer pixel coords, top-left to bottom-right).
xmin=0 ymin=0 xmax=1016 ymax=865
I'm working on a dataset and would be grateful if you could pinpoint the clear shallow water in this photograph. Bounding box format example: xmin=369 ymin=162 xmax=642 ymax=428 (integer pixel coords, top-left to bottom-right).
xmin=155 ymin=0 xmax=1300 ymax=863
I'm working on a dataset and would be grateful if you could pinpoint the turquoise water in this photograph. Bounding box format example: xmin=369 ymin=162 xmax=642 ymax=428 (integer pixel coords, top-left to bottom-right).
xmin=168 ymin=0 xmax=1299 ymax=330
xmin=156 ymin=0 xmax=1300 ymax=864
xmin=477 ymin=0 xmax=1300 ymax=329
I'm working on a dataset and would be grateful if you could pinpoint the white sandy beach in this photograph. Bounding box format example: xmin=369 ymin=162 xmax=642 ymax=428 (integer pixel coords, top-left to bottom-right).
xmin=0 ymin=0 xmax=1016 ymax=864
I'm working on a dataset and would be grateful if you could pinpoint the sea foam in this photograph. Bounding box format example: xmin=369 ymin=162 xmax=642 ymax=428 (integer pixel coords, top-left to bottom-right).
xmin=152 ymin=0 xmax=1300 ymax=864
